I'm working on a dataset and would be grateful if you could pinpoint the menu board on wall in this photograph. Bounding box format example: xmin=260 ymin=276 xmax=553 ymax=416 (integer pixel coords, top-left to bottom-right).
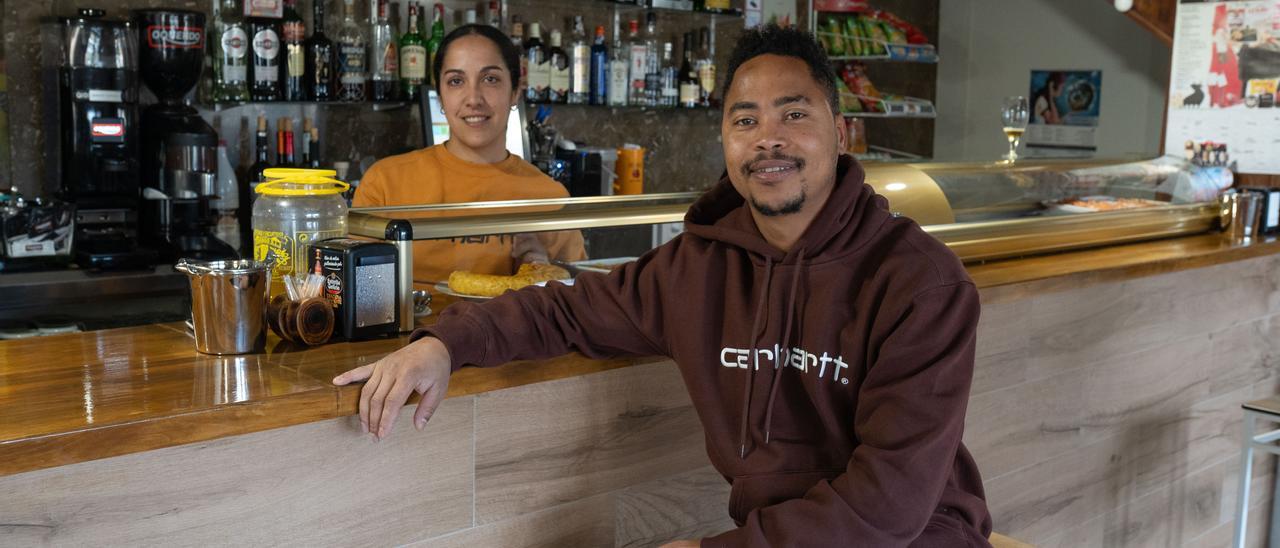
xmin=1165 ymin=0 xmax=1280 ymax=173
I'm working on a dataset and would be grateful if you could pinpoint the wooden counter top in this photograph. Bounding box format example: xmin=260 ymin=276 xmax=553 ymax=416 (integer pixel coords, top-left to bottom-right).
xmin=3 ymin=231 xmax=1276 ymax=478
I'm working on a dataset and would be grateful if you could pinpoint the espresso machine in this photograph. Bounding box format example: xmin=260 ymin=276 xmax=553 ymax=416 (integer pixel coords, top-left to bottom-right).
xmin=43 ymin=8 xmax=155 ymax=269
xmin=133 ymin=9 xmax=235 ymax=262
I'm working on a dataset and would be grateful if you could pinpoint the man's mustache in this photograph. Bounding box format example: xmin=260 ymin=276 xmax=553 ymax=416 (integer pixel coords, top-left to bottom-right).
xmin=740 ymin=152 xmax=806 ymax=178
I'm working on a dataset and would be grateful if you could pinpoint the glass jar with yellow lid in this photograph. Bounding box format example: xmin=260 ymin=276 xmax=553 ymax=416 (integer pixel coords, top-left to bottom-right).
xmin=253 ymin=168 xmax=349 ymax=296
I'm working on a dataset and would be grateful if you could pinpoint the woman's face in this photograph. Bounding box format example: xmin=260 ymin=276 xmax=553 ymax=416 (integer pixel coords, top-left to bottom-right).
xmin=437 ymin=35 xmax=519 ymax=157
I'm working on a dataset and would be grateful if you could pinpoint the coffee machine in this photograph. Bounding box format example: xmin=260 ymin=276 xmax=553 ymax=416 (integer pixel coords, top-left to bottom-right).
xmin=133 ymin=9 xmax=236 ymax=262
xmin=44 ymin=8 xmax=155 ymax=269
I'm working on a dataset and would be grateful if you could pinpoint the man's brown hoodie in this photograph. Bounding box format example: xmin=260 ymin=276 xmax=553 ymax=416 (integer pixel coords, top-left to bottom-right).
xmin=419 ymin=156 xmax=993 ymax=546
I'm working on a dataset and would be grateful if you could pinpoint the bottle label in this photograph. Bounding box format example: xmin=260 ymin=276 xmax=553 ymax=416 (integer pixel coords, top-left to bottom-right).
xmin=680 ymin=82 xmax=699 ymax=105
xmin=629 ymin=45 xmax=647 ymax=92
xmin=225 ymin=63 xmax=248 ymax=83
xmin=314 ymin=49 xmax=332 ymax=83
xmin=571 ymin=45 xmax=591 ymax=94
xmin=282 ymin=21 xmax=305 ymax=43
xmin=698 ymin=64 xmax=716 ymax=95
xmin=529 ymin=59 xmax=552 ymax=94
xmin=380 ymin=41 xmax=399 ymax=75
xmin=645 ymin=73 xmax=661 ymax=94
xmin=339 ymin=44 xmax=366 ymax=84
xmin=253 ymin=29 xmax=280 ymax=61
xmin=222 ymin=27 xmax=249 ymax=59
xmin=401 ymin=45 xmax=427 ymax=79
xmin=286 ymin=44 xmax=305 ymax=78
xmin=550 ymin=62 xmax=570 ymax=97
xmin=609 ymin=60 xmax=629 ymax=104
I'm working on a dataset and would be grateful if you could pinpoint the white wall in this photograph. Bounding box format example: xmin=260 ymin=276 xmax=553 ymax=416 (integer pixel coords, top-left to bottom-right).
xmin=934 ymin=0 xmax=1171 ymax=162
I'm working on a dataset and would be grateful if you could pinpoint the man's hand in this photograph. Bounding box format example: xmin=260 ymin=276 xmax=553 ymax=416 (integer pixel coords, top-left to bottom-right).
xmin=333 ymin=336 xmax=452 ymax=440
xmin=511 ymin=233 xmax=550 ymax=265
xmin=659 ymin=540 xmax=701 ymax=548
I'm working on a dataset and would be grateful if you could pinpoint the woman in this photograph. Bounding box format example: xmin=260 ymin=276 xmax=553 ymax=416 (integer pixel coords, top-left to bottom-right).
xmin=355 ymin=24 xmax=585 ymax=289
xmin=1031 ymin=72 xmax=1065 ymax=125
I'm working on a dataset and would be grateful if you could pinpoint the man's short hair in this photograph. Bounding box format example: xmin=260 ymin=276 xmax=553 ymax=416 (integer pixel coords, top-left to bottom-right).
xmin=721 ymin=24 xmax=839 ymax=113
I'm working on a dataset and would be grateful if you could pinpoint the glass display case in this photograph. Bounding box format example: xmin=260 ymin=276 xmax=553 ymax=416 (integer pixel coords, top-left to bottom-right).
xmin=347 ymin=157 xmax=1231 ymax=331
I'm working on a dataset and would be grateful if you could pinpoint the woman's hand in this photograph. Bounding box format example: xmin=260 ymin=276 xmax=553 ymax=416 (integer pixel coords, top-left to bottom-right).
xmin=333 ymin=336 xmax=453 ymax=440
xmin=512 ymin=233 xmax=551 ymax=265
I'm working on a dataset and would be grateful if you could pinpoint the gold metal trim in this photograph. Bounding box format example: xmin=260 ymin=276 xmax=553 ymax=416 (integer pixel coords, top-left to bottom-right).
xmin=348 ymin=203 xmax=692 ymax=240
xmin=925 ymin=203 xmax=1221 ymax=262
xmin=350 ymin=191 xmax=702 ymax=213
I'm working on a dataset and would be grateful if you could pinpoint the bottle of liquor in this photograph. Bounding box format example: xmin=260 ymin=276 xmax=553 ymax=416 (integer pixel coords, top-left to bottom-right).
xmin=276 ymin=117 xmax=288 ymax=167
xmin=567 ymin=17 xmax=590 ymax=105
xmin=679 ymin=32 xmax=699 ymax=108
xmin=240 ymin=115 xmax=272 ymax=252
xmin=546 ymin=30 xmax=568 ymax=104
xmin=212 ymin=0 xmax=250 ymax=103
xmin=281 ymin=0 xmax=306 ymax=101
xmin=301 ymin=118 xmax=313 ymax=166
xmin=660 ymin=42 xmax=677 ymax=107
xmin=426 ymin=3 xmax=446 ymax=88
xmin=308 ymin=126 xmax=321 ymax=168
xmin=337 ymin=0 xmax=368 ymax=102
xmin=696 ymin=26 xmax=716 ymax=107
xmin=284 ymin=117 xmax=297 ymax=166
xmin=524 ymin=23 xmax=548 ymax=104
xmin=510 ymin=17 xmax=526 ymax=94
xmin=487 ymin=1 xmax=501 ymax=28
xmin=399 ymin=3 xmax=427 ymax=100
xmin=214 ymin=140 xmax=241 ymax=254
xmin=305 ymin=0 xmax=337 ymax=101
xmin=642 ymin=13 xmax=660 ymax=107
xmin=607 ymin=34 xmax=629 ymax=107
xmin=248 ymin=15 xmax=282 ymax=100
xmin=589 ymin=25 xmax=608 ymax=105
xmin=626 ymin=20 xmax=645 ymax=107
xmin=369 ymin=0 xmax=399 ymax=102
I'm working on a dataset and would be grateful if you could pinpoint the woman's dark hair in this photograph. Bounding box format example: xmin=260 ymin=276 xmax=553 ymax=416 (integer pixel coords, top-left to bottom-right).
xmin=721 ymin=24 xmax=838 ymax=113
xmin=432 ymin=24 xmax=522 ymax=92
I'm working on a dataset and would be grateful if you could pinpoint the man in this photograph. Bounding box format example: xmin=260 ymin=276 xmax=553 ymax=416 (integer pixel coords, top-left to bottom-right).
xmin=335 ymin=25 xmax=993 ymax=547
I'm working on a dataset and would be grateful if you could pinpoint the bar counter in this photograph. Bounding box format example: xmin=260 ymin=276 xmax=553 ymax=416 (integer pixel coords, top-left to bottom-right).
xmin=3 ymin=232 xmax=1279 ymax=545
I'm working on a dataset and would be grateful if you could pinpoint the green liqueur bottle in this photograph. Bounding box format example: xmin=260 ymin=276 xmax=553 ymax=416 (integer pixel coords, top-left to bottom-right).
xmin=426 ymin=3 xmax=445 ymax=88
xmin=399 ymin=3 xmax=427 ymax=101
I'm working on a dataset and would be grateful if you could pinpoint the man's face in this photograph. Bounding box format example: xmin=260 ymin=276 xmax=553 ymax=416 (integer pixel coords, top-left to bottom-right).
xmin=721 ymin=55 xmax=845 ymax=218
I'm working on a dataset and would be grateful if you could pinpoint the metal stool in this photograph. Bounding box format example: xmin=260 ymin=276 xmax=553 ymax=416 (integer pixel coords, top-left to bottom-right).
xmin=1233 ymin=396 xmax=1280 ymax=548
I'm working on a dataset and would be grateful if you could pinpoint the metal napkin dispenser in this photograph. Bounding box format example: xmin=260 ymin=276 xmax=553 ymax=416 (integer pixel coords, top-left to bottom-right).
xmin=308 ymin=239 xmax=399 ymax=340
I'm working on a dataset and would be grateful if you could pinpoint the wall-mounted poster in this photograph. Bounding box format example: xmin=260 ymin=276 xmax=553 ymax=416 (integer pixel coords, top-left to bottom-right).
xmin=1024 ymin=70 xmax=1103 ymax=158
xmin=1164 ymin=0 xmax=1280 ymax=173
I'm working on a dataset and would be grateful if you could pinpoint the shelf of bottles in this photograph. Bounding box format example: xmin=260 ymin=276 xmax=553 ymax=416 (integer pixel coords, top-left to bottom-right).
xmin=602 ymin=0 xmax=744 ymax=18
xmin=519 ymin=7 xmax=722 ymax=111
xmin=207 ymin=0 xmax=727 ymax=113
xmin=208 ymin=0 xmax=447 ymax=107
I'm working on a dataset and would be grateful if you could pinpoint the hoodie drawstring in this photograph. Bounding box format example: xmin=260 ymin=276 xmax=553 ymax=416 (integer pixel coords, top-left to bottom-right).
xmin=764 ymin=249 xmax=806 ymax=445
xmin=739 ymin=258 xmax=774 ymax=459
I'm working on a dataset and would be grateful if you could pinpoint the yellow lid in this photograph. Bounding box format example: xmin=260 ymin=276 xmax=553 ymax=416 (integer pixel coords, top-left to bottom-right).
xmin=262 ymin=167 xmax=338 ymax=179
xmin=255 ymin=177 xmax=350 ymax=197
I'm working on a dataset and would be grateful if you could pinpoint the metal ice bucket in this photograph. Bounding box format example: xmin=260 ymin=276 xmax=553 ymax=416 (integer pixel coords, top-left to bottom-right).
xmin=175 ymin=259 xmax=270 ymax=355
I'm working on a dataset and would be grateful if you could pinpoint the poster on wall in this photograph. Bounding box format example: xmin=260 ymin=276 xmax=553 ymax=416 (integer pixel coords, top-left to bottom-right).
xmin=1164 ymin=0 xmax=1280 ymax=173
xmin=1024 ymin=70 xmax=1103 ymax=158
